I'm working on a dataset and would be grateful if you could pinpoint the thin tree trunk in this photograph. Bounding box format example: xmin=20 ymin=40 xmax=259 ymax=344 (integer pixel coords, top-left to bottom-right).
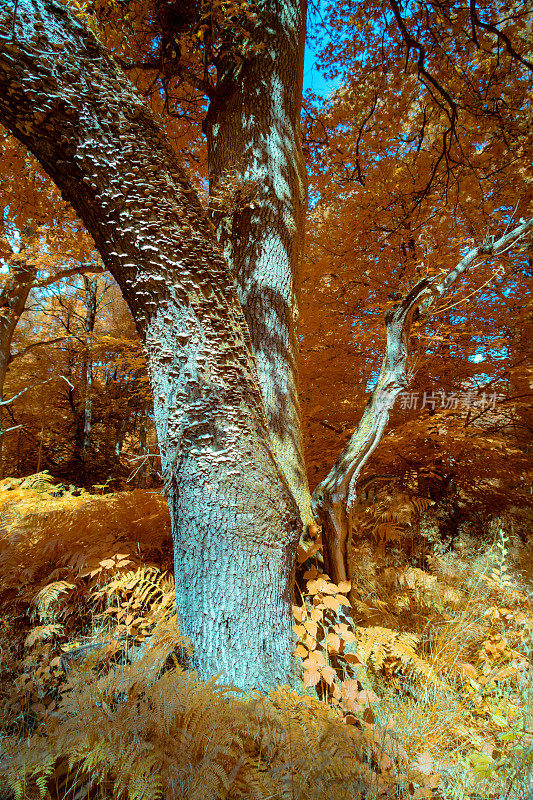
xmin=81 ymin=274 xmax=97 ymax=480
xmin=114 ymin=413 xmax=128 ymax=459
xmin=0 ymin=0 xmax=301 ymax=689
xmin=137 ymin=400 xmax=148 ymax=488
xmin=313 ymin=221 xmax=533 ymax=584
xmin=0 ymin=258 xmax=36 ymax=478
xmin=205 ymin=0 xmax=313 ymax=531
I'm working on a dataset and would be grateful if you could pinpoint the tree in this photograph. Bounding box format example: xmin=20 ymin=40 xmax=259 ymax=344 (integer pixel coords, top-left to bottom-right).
xmin=0 ymin=0 xmax=531 ymax=692
xmin=299 ymin=0 xmax=533 ymax=575
xmin=0 ymin=225 xmax=102 ymax=477
xmin=0 ymin=0 xmax=310 ymax=691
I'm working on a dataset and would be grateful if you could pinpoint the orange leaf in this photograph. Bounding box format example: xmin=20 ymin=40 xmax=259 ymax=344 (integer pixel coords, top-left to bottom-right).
xmin=303 ymin=668 xmax=321 ymax=687
xmin=332 ymin=682 xmax=342 ymax=700
xmin=326 ymin=633 xmax=341 ymax=652
xmin=303 ymin=567 xmax=319 ymax=580
xmin=293 ymin=605 xmax=306 ymax=622
xmin=363 ymin=707 xmax=376 ymax=725
xmin=358 ymin=690 xmax=378 ymax=705
xmin=344 ymin=713 xmax=359 ymax=725
xmin=335 ymin=623 xmax=350 ymax=634
xmin=308 ymin=650 xmax=326 ymax=667
xmin=303 ymin=620 xmax=318 ymax=637
xmin=321 ymin=665 xmax=335 ymax=686
xmin=307 ymin=577 xmax=328 ymax=594
xmin=345 ymin=651 xmax=363 ymax=663
xmin=337 ymin=580 xmax=351 ymax=593
xmin=323 ymin=595 xmax=341 ymax=611
xmin=294 ymin=644 xmax=308 ymax=658
xmin=292 ymin=624 xmax=305 ymax=636
xmin=341 ymin=679 xmax=360 ymax=702
xmin=337 ymin=595 xmax=351 ymax=607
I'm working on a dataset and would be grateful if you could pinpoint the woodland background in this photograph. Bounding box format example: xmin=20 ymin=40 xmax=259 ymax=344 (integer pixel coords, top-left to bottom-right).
xmin=1 ymin=0 xmax=533 ymax=798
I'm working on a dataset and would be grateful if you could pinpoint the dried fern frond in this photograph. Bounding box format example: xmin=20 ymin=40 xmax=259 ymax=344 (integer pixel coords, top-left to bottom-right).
xmin=24 ymin=623 xmax=63 ymax=648
xmin=32 ymin=581 xmax=76 ymax=623
xmin=20 ymin=471 xmax=57 ymax=492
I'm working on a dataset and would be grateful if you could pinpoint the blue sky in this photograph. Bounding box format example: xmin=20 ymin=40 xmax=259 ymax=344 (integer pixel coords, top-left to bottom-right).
xmin=303 ymin=39 xmax=339 ymax=96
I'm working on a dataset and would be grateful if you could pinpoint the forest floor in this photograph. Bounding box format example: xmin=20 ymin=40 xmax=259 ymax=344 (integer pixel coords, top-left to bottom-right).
xmin=0 ymin=474 xmax=531 ymax=800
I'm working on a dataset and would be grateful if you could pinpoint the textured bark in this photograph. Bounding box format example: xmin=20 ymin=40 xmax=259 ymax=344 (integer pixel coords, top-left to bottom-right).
xmin=81 ymin=274 xmax=97 ymax=478
xmin=0 ymin=0 xmax=301 ymax=690
xmin=0 ymin=260 xmax=36 ymax=478
xmin=205 ymin=0 xmax=313 ymax=530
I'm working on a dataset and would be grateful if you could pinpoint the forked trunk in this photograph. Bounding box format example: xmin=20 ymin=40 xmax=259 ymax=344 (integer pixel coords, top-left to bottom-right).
xmin=0 ymin=0 xmax=301 ymax=690
xmin=313 ymin=220 xmax=533 ymax=583
xmin=205 ymin=0 xmax=313 ymax=532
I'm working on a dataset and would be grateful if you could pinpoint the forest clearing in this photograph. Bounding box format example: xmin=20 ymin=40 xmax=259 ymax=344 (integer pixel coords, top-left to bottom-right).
xmin=0 ymin=0 xmax=532 ymax=796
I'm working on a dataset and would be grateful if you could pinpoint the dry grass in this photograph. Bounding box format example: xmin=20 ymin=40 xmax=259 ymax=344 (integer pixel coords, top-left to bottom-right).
xmin=0 ymin=482 xmax=532 ymax=800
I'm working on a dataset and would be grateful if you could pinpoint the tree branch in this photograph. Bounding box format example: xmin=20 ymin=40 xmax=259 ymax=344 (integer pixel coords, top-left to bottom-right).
xmin=0 ymin=423 xmax=22 ymax=437
xmin=311 ymin=216 xmax=533 ymax=582
xmin=469 ymin=0 xmax=533 ymax=73
xmin=32 ymin=263 xmax=104 ymax=289
xmin=0 ymin=375 xmax=74 ymax=406
xmin=10 ymin=336 xmax=70 ymax=363
xmin=387 ymin=0 xmax=458 ymax=127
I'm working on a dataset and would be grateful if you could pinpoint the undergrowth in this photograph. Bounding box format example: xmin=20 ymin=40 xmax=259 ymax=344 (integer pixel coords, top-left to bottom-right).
xmin=0 ymin=477 xmax=531 ymax=799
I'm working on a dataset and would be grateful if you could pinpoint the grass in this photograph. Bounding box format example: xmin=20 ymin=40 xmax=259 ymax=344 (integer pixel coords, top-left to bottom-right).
xmin=0 ymin=482 xmax=532 ymax=799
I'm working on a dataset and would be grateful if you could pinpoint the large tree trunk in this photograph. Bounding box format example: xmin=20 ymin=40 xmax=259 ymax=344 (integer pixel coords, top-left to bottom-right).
xmin=205 ymin=0 xmax=313 ymax=531
xmin=0 ymin=0 xmax=301 ymax=690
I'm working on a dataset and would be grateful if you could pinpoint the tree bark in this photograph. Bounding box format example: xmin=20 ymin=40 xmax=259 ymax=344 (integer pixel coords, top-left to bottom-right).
xmin=205 ymin=0 xmax=313 ymax=530
xmin=0 ymin=0 xmax=301 ymax=690
xmin=81 ymin=274 xmax=97 ymax=480
xmin=0 ymin=259 xmax=36 ymax=478
xmin=313 ymin=220 xmax=533 ymax=584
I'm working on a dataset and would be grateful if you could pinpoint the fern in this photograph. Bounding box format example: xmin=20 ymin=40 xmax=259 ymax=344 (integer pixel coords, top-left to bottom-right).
xmin=20 ymin=471 xmax=57 ymax=492
xmin=32 ymin=580 xmax=75 ymax=623
xmin=24 ymin=623 xmax=63 ymax=648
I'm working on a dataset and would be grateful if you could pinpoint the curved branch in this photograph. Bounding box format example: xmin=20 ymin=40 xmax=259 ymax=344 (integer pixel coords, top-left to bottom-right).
xmin=387 ymin=0 xmax=458 ymax=127
xmin=10 ymin=335 xmax=70 ymax=363
xmin=469 ymin=0 xmax=533 ymax=73
xmin=312 ymin=216 xmax=533 ymax=583
xmin=0 ymin=374 xmax=74 ymax=406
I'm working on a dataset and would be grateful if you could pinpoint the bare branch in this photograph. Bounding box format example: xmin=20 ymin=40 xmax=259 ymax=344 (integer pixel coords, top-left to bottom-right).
xmin=387 ymin=0 xmax=458 ymax=127
xmin=32 ymin=263 xmax=104 ymax=289
xmin=117 ymin=56 xmax=215 ymax=98
xmin=10 ymin=336 xmax=71 ymax=363
xmin=0 ymin=375 xmax=74 ymax=406
xmin=0 ymin=424 xmax=22 ymax=437
xmin=425 ymin=216 xmax=533 ymax=307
